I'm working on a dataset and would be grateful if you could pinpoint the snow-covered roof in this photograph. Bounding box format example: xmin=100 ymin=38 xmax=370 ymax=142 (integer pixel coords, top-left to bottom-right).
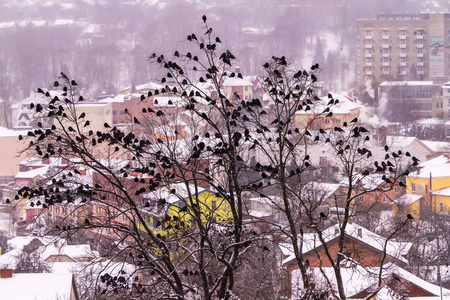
xmin=98 ymin=94 xmax=126 ymax=103
xmin=30 ymin=20 xmax=46 ymax=27
xmin=386 ymin=136 xmax=418 ymax=148
xmin=281 ymin=222 xmax=411 ymax=266
xmin=222 ymin=77 xmax=253 ymax=87
xmin=393 ymin=194 xmax=423 ymax=206
xmin=416 ymin=118 xmax=445 ymax=126
xmin=420 ymin=140 xmax=450 ymax=153
xmin=121 ymin=81 xmax=163 ymax=93
xmin=432 ymin=186 xmax=450 ymax=197
xmin=380 ymin=81 xmax=434 ymax=86
xmin=7 ymin=235 xmax=61 ymax=251
xmin=419 ymin=154 xmax=450 ymax=167
xmin=142 ymin=183 xmax=208 ymax=205
xmin=292 ymin=264 xmax=450 ymax=299
xmin=0 ymin=22 xmax=15 ymax=29
xmin=241 ymin=27 xmax=274 ymax=35
xmin=53 ymin=19 xmax=74 ymax=26
xmin=0 ymin=272 xmax=75 ymax=300
xmin=0 ymin=126 xmax=28 ymax=137
xmin=302 ymin=181 xmax=342 ymax=200
xmin=40 ymin=244 xmax=98 ymax=262
xmin=15 ymin=165 xmax=50 ymax=179
xmin=295 ymin=92 xmax=361 ymax=116
xmin=136 ymin=81 xmax=163 ymax=91
xmin=410 ymin=162 xmax=450 ymax=178
xmin=341 ymin=173 xmax=385 ymax=190
xmin=0 ymin=249 xmax=21 ymax=269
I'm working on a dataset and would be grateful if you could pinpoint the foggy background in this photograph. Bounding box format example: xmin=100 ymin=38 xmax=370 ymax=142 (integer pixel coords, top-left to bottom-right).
xmin=0 ymin=0 xmax=448 ymax=105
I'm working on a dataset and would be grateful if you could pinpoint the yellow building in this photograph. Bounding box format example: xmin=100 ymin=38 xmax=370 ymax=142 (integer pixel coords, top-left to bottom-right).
xmin=432 ymin=187 xmax=450 ymax=215
xmin=138 ymin=183 xmax=231 ymax=235
xmin=222 ymin=77 xmax=253 ymax=102
xmin=294 ymin=92 xmax=361 ymax=130
xmin=392 ymin=194 xmax=424 ymax=219
xmin=398 ymin=154 xmax=450 ymax=218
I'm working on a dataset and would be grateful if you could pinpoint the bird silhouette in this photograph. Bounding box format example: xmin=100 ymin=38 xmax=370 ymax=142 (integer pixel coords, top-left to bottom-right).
xmin=320 ymin=212 xmax=327 ymax=219
xmin=134 ymin=117 xmax=141 ymax=125
xmin=407 ymin=214 xmax=414 ymax=220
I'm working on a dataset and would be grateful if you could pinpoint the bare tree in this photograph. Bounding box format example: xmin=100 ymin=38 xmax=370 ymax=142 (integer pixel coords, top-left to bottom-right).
xmin=10 ymin=17 xmax=416 ymax=300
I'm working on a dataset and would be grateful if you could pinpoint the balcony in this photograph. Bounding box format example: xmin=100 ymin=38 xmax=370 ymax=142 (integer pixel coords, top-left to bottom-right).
xmin=365 ymin=53 xmax=373 ymax=58
xmin=382 ymin=44 xmax=390 ymax=48
xmin=382 ymin=70 xmax=390 ymax=75
xmin=416 ymin=44 xmax=424 ymax=48
xmin=365 ymin=35 xmax=373 ymax=39
xmin=417 ymin=53 xmax=424 ymax=57
xmin=398 ymin=35 xmax=407 ymax=40
xmin=416 ymin=35 xmax=423 ymax=39
xmin=365 ymin=62 xmax=373 ymax=67
xmin=365 ymin=44 xmax=373 ymax=48
xmin=418 ymin=70 xmax=425 ymax=75
xmin=400 ymin=62 xmax=407 ymax=67
xmin=382 ymin=53 xmax=390 ymax=58
xmin=400 ymin=53 xmax=407 ymax=57
xmin=382 ymin=35 xmax=390 ymax=39
xmin=382 ymin=62 xmax=390 ymax=66
xmin=399 ymin=71 xmax=407 ymax=75
xmin=417 ymin=62 xmax=424 ymax=66
xmin=399 ymin=44 xmax=407 ymax=49
xmin=365 ymin=70 xmax=373 ymax=75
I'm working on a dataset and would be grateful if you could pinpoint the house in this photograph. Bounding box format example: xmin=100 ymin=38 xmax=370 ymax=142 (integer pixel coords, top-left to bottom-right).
xmin=119 ymin=81 xmax=163 ymax=96
xmin=392 ymin=194 xmax=425 ymax=219
xmin=222 ymin=77 xmax=253 ymax=102
xmin=402 ymin=154 xmax=450 ymax=217
xmin=70 ymin=102 xmax=113 ymax=133
xmin=0 ymin=269 xmax=79 ymax=300
xmin=40 ymin=244 xmax=98 ymax=263
xmin=281 ymin=222 xmax=412 ymax=299
xmin=301 ymin=181 xmax=349 ymax=214
xmin=0 ymin=126 xmax=28 ymax=181
xmin=344 ymin=174 xmax=404 ymax=212
xmin=294 ymin=91 xmax=361 ymax=130
xmin=291 ymin=263 xmax=450 ymax=299
xmin=138 ymin=183 xmax=231 ymax=235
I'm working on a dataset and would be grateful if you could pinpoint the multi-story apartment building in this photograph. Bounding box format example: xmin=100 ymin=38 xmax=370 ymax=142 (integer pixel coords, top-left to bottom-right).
xmin=357 ymin=12 xmax=450 ymax=89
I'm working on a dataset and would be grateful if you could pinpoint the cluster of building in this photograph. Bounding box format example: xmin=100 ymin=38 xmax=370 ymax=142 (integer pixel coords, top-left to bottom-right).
xmin=357 ymin=12 xmax=450 ymax=131
xmin=0 ymin=72 xmax=448 ymax=298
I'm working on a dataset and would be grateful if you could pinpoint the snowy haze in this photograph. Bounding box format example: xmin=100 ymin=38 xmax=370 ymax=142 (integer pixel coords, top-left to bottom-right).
xmin=0 ymin=0 xmax=449 ymax=105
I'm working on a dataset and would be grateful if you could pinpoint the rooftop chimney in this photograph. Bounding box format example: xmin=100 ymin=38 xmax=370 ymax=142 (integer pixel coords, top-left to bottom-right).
xmin=0 ymin=269 xmax=13 ymax=278
xmin=417 ymin=166 xmax=422 ymax=175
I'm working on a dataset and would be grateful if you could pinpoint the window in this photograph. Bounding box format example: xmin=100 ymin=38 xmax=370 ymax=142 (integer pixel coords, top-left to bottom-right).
xmin=439 ymin=202 xmax=444 ymax=212
xmin=383 ymin=196 xmax=388 ymax=203
xmin=113 ymin=110 xmax=117 ymax=115
xmin=411 ymin=183 xmax=416 ymax=193
xmin=179 ymin=202 xmax=187 ymax=212
xmin=358 ymin=196 xmax=364 ymax=203
xmin=418 ymin=185 xmax=423 ymax=193
xmin=395 ymin=186 xmax=399 ymax=193
xmin=413 ymin=210 xmax=417 ymax=216
xmin=211 ymin=200 xmax=217 ymax=211
xmin=245 ymin=86 xmax=248 ymax=91
xmin=323 ymin=119 xmax=330 ymax=124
